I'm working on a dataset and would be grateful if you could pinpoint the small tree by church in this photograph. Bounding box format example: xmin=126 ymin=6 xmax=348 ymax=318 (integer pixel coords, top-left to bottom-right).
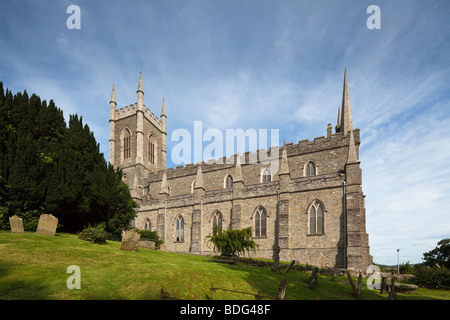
xmin=206 ymin=227 xmax=259 ymax=257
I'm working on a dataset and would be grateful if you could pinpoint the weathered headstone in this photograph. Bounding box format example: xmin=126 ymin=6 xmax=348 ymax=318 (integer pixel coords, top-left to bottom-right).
xmin=307 ymin=267 xmax=319 ymax=289
xmin=36 ymin=214 xmax=58 ymax=236
xmin=380 ymin=276 xmax=387 ymax=294
xmin=347 ymin=271 xmax=358 ymax=296
xmin=357 ymin=273 xmax=363 ymax=299
xmin=120 ymin=229 xmax=141 ymax=251
xmin=9 ymin=215 xmax=24 ymax=233
xmin=139 ymin=239 xmax=156 ymax=250
xmin=285 ymin=260 xmax=296 ymax=273
xmin=388 ymin=268 xmax=397 ymax=300
xmin=277 ymin=279 xmax=287 ymax=299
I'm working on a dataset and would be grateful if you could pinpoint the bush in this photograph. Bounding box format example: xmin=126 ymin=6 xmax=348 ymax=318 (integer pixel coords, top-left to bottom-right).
xmin=412 ymin=265 xmax=450 ymax=290
xmin=400 ymin=261 xmax=416 ymax=275
xmin=206 ymin=227 xmax=259 ymax=257
xmin=136 ymin=229 xmax=164 ymax=249
xmin=79 ymin=223 xmax=109 ymax=244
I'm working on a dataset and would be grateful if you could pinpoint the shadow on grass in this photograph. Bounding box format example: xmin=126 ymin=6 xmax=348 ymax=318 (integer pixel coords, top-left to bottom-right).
xmin=209 ymin=260 xmax=436 ymax=300
xmin=0 ymin=262 xmax=52 ymax=300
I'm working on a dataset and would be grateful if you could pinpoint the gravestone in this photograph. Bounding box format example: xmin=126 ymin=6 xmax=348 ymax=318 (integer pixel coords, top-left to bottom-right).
xmin=347 ymin=271 xmax=358 ymax=297
xmin=285 ymin=260 xmax=296 ymax=273
xmin=380 ymin=276 xmax=387 ymax=294
xmin=36 ymin=214 xmax=58 ymax=236
xmin=277 ymin=279 xmax=287 ymax=299
xmin=307 ymin=267 xmax=319 ymax=289
xmin=357 ymin=273 xmax=363 ymax=299
xmin=139 ymin=239 xmax=156 ymax=250
xmin=9 ymin=215 xmax=24 ymax=233
xmin=388 ymin=268 xmax=397 ymax=300
xmin=120 ymin=229 xmax=141 ymax=251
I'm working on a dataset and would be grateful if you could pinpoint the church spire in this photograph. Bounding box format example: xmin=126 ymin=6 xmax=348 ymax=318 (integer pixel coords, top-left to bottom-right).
xmin=340 ymin=69 xmax=353 ymax=136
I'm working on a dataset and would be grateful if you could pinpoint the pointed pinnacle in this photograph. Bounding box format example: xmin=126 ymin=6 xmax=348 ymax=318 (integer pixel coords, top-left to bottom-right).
xmin=161 ymin=97 xmax=166 ymax=117
xmin=340 ymin=68 xmax=353 ymax=135
xmin=110 ymin=82 xmax=116 ymax=104
xmin=194 ymin=163 xmax=205 ymax=190
xmin=138 ymin=71 xmax=143 ymax=93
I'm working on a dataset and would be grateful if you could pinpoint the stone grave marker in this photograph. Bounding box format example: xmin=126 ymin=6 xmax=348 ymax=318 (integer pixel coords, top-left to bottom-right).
xmin=120 ymin=229 xmax=141 ymax=251
xmin=277 ymin=279 xmax=287 ymax=299
xmin=388 ymin=268 xmax=397 ymax=300
xmin=307 ymin=267 xmax=319 ymax=289
xmin=9 ymin=215 xmax=24 ymax=233
xmin=36 ymin=214 xmax=58 ymax=236
xmin=347 ymin=271 xmax=358 ymax=297
xmin=380 ymin=276 xmax=387 ymax=294
xmin=357 ymin=273 xmax=363 ymax=299
xmin=285 ymin=260 xmax=296 ymax=273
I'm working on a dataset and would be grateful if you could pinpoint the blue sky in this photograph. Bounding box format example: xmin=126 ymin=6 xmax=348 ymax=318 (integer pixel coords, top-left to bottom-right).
xmin=1 ymin=0 xmax=449 ymax=265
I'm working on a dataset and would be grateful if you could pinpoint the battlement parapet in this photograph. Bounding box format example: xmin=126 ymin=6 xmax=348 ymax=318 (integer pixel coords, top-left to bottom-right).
xmin=146 ymin=130 xmax=359 ymax=183
xmin=113 ymin=103 xmax=163 ymax=131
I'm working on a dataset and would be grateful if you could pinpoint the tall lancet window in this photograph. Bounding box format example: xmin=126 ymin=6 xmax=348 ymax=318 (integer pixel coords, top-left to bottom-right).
xmin=144 ymin=218 xmax=151 ymax=231
xmin=123 ymin=128 xmax=131 ymax=159
xmin=175 ymin=215 xmax=184 ymax=242
xmin=212 ymin=210 xmax=223 ymax=235
xmin=149 ymin=134 xmax=156 ymax=164
xmin=308 ymin=200 xmax=325 ymax=235
xmin=254 ymin=206 xmax=267 ymax=238
xmin=225 ymin=175 xmax=233 ymax=189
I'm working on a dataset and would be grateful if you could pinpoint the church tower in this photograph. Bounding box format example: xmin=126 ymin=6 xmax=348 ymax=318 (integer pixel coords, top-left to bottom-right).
xmin=109 ymin=72 xmax=167 ymax=198
xmin=337 ymin=69 xmax=373 ymax=270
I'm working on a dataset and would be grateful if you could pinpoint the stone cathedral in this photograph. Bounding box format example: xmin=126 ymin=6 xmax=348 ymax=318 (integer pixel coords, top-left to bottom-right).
xmin=108 ymin=71 xmax=373 ymax=271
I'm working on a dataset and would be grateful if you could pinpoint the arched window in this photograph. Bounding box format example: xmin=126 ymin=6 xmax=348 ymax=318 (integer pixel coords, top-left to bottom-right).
xmin=191 ymin=180 xmax=196 ymax=193
xmin=212 ymin=210 xmax=223 ymax=235
xmin=225 ymin=175 xmax=233 ymax=189
xmin=123 ymin=128 xmax=131 ymax=159
xmin=262 ymin=168 xmax=272 ymax=183
xmin=308 ymin=199 xmax=325 ymax=235
xmin=305 ymin=161 xmax=316 ymax=177
xmin=254 ymin=206 xmax=267 ymax=238
xmin=144 ymin=218 xmax=151 ymax=231
xmin=175 ymin=215 xmax=184 ymax=242
xmin=148 ymin=133 xmax=156 ymax=164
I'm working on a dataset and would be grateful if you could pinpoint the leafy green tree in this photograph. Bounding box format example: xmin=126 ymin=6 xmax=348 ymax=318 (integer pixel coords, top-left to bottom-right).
xmin=423 ymin=239 xmax=450 ymax=268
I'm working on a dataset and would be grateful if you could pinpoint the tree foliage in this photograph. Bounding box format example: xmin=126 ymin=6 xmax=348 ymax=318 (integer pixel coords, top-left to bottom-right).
xmin=0 ymin=82 xmax=137 ymax=233
xmin=423 ymin=238 xmax=450 ymax=268
xmin=206 ymin=227 xmax=259 ymax=257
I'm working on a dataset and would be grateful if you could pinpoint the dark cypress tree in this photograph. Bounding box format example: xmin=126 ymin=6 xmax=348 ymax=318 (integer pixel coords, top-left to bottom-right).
xmin=0 ymin=84 xmax=136 ymax=233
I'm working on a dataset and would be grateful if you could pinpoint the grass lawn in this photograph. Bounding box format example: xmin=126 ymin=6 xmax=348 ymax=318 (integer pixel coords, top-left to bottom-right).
xmin=0 ymin=231 xmax=449 ymax=300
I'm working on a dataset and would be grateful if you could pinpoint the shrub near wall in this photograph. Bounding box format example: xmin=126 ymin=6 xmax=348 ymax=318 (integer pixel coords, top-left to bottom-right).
xmin=413 ymin=265 xmax=450 ymax=290
xmin=78 ymin=223 xmax=109 ymax=244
